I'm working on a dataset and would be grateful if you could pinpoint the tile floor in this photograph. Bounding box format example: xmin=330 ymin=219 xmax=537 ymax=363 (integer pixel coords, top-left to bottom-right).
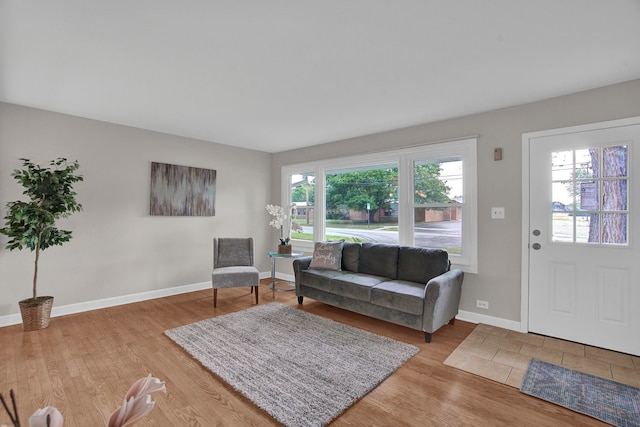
xmin=444 ymin=324 xmax=640 ymax=389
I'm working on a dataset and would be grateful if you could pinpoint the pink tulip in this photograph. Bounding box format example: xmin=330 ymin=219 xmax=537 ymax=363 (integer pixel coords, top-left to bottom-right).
xmin=108 ymin=375 xmax=166 ymax=427
xmin=29 ymin=406 xmax=64 ymax=427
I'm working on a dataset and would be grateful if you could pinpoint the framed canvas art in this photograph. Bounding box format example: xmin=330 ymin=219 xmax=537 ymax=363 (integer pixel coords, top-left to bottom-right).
xmin=150 ymin=162 xmax=216 ymax=216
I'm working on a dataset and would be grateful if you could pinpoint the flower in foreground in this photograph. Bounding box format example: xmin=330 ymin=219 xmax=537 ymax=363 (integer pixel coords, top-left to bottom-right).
xmin=29 ymin=406 xmax=64 ymax=427
xmin=108 ymin=375 xmax=166 ymax=427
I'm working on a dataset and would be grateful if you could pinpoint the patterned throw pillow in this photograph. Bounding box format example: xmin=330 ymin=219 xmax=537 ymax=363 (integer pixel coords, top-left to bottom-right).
xmin=309 ymin=241 xmax=344 ymax=271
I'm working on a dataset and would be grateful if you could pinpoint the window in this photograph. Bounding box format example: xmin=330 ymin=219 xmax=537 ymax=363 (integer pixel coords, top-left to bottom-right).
xmin=282 ymin=138 xmax=477 ymax=272
xmin=413 ymin=157 xmax=463 ymax=254
xmin=289 ymin=173 xmax=315 ymax=241
xmin=325 ymin=163 xmax=399 ymax=243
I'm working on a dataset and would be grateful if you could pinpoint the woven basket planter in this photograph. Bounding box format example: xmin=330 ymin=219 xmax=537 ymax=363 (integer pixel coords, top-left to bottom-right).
xmin=19 ymin=296 xmax=54 ymax=331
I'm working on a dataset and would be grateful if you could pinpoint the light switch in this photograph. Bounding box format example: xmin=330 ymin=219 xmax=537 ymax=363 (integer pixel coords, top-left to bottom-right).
xmin=491 ymin=207 xmax=505 ymax=219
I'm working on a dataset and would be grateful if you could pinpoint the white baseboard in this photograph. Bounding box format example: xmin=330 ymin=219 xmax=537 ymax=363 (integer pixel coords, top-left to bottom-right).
xmin=276 ymin=273 xmax=295 ymax=283
xmin=1 ymin=271 xmax=276 ymax=328
xmin=0 ymin=281 xmax=211 ymax=328
xmin=1 ymin=279 xmax=523 ymax=334
xmin=0 ymin=313 xmax=22 ymax=328
xmin=456 ymin=309 xmax=521 ymax=332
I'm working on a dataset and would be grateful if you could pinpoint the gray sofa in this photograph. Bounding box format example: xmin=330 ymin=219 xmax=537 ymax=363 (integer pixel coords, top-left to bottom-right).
xmin=293 ymin=242 xmax=464 ymax=342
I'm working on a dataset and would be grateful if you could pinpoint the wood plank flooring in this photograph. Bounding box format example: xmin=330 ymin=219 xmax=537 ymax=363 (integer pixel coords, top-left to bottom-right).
xmin=0 ymin=280 xmax=608 ymax=426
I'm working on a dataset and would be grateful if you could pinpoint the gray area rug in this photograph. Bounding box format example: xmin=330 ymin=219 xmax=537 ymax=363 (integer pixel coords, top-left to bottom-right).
xmin=521 ymin=359 xmax=640 ymax=427
xmin=165 ymin=303 xmax=418 ymax=427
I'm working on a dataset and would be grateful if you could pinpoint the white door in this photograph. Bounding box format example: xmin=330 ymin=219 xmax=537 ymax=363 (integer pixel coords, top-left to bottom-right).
xmin=527 ymin=121 xmax=640 ymax=356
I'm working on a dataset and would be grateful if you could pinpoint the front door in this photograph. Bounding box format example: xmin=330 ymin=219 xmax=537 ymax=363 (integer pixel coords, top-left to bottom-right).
xmin=526 ymin=120 xmax=640 ymax=356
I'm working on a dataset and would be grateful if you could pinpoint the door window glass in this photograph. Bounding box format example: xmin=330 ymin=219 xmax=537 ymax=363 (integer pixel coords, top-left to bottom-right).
xmin=551 ymin=145 xmax=628 ymax=245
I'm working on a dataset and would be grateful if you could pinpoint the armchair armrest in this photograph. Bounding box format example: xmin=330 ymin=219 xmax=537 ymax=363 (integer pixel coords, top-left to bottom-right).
xmin=422 ymin=269 xmax=464 ymax=338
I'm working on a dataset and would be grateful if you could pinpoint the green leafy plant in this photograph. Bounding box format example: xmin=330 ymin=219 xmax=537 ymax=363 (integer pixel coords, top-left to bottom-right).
xmin=0 ymin=158 xmax=83 ymax=302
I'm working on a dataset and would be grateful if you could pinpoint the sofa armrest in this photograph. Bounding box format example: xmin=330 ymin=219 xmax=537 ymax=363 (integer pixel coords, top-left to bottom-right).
xmin=422 ymin=269 xmax=464 ymax=335
xmin=293 ymin=256 xmax=313 ymax=293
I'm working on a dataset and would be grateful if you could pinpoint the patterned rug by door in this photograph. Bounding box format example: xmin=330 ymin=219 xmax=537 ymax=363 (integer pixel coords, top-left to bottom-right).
xmin=521 ymin=359 xmax=640 ymax=427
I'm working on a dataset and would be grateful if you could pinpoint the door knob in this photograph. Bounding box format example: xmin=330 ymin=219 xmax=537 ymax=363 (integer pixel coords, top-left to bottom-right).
xmin=532 ymin=243 xmax=541 ymax=250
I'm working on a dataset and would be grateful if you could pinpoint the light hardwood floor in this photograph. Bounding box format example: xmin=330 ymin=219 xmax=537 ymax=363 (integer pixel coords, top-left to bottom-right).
xmin=0 ymin=280 xmax=609 ymax=426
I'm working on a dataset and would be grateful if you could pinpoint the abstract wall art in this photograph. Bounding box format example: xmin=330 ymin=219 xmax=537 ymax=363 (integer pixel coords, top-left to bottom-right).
xmin=150 ymin=162 xmax=216 ymax=216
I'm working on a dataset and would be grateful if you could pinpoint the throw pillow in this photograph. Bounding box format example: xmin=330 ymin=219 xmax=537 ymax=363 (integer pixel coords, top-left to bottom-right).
xmin=309 ymin=241 xmax=344 ymax=271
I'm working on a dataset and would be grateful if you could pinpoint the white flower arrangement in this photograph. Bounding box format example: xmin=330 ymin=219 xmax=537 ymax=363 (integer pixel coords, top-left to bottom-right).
xmin=265 ymin=204 xmax=302 ymax=245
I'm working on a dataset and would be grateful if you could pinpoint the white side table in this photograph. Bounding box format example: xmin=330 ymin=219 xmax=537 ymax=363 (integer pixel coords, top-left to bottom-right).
xmin=268 ymin=251 xmax=304 ymax=295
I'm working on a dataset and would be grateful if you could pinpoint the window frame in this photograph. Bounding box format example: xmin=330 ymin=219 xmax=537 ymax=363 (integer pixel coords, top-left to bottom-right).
xmin=281 ymin=137 xmax=477 ymax=273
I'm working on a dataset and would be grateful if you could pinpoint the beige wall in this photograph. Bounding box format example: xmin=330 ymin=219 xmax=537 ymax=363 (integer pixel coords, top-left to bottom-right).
xmin=0 ymin=103 xmax=272 ymax=318
xmin=3 ymin=79 xmax=639 ymax=326
xmin=272 ymin=79 xmax=640 ymax=323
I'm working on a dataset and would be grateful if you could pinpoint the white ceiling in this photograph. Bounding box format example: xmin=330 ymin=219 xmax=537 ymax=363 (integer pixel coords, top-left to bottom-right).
xmin=2 ymin=1 xmax=640 ymax=153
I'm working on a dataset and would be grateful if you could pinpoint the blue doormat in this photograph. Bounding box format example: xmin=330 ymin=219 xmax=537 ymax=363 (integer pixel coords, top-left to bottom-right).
xmin=521 ymin=359 xmax=640 ymax=427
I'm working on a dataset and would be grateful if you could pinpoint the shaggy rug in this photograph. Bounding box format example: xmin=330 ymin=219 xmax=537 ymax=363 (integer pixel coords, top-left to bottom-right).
xmin=165 ymin=303 xmax=418 ymax=427
xmin=521 ymin=359 xmax=640 ymax=427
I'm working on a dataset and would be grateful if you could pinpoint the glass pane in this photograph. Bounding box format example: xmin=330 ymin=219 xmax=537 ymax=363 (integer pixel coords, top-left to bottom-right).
xmin=603 ymin=146 xmax=628 ymax=178
xmin=325 ymin=164 xmax=398 ymax=243
xmin=578 ymin=181 xmax=599 ymax=211
xmin=414 ymin=158 xmax=462 ymax=204
xmin=552 ymin=181 xmax=573 ymax=211
xmin=603 ymin=179 xmax=628 ymax=211
xmin=575 ymin=213 xmax=599 ymax=244
xmin=414 ymin=207 xmax=462 ymax=252
xmin=575 ymin=148 xmax=599 ymax=178
xmin=552 ymin=212 xmax=573 ymax=242
xmin=290 ymin=173 xmax=315 ymax=241
xmin=602 ymin=213 xmax=627 ymax=244
xmin=551 ymin=151 xmax=574 ymax=181
xmin=413 ymin=158 xmax=463 ymax=253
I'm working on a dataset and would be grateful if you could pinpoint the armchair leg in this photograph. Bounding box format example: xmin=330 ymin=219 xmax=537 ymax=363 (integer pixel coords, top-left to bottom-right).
xmin=298 ymin=296 xmax=304 ymax=304
xmin=254 ymin=286 xmax=259 ymax=304
xmin=448 ymin=318 xmax=455 ymax=325
xmin=424 ymin=332 xmax=432 ymax=343
xmin=213 ymin=288 xmax=218 ymax=308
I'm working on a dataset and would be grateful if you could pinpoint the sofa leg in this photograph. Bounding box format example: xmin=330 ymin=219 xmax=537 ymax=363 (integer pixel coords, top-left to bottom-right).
xmin=424 ymin=332 xmax=432 ymax=343
xmin=213 ymin=288 xmax=217 ymax=308
xmin=298 ymin=296 xmax=304 ymax=304
xmin=448 ymin=318 xmax=455 ymax=325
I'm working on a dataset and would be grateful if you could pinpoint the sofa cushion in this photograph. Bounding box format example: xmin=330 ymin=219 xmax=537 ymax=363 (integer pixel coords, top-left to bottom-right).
xmin=370 ymin=280 xmax=425 ymax=315
xmin=397 ymin=246 xmax=449 ymax=284
xmin=358 ymin=243 xmax=399 ymax=278
xmin=300 ymin=269 xmax=344 ymax=290
xmin=329 ymin=273 xmax=388 ymax=302
xmin=341 ymin=242 xmax=361 ymax=272
xmin=309 ymin=241 xmax=344 ymax=270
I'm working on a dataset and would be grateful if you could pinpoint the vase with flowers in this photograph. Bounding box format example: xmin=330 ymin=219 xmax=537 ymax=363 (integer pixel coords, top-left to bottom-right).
xmin=265 ymin=203 xmax=302 ymax=254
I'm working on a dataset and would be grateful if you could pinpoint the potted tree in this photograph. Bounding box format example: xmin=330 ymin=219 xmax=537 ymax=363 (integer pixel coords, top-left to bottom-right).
xmin=0 ymin=158 xmax=83 ymax=331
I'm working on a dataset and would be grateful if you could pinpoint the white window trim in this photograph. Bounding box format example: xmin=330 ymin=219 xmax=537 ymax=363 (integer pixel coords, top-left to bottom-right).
xmin=281 ymin=137 xmax=477 ymax=273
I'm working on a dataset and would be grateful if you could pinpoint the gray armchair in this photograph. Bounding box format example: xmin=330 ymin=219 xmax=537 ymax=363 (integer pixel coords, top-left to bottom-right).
xmin=212 ymin=237 xmax=260 ymax=307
